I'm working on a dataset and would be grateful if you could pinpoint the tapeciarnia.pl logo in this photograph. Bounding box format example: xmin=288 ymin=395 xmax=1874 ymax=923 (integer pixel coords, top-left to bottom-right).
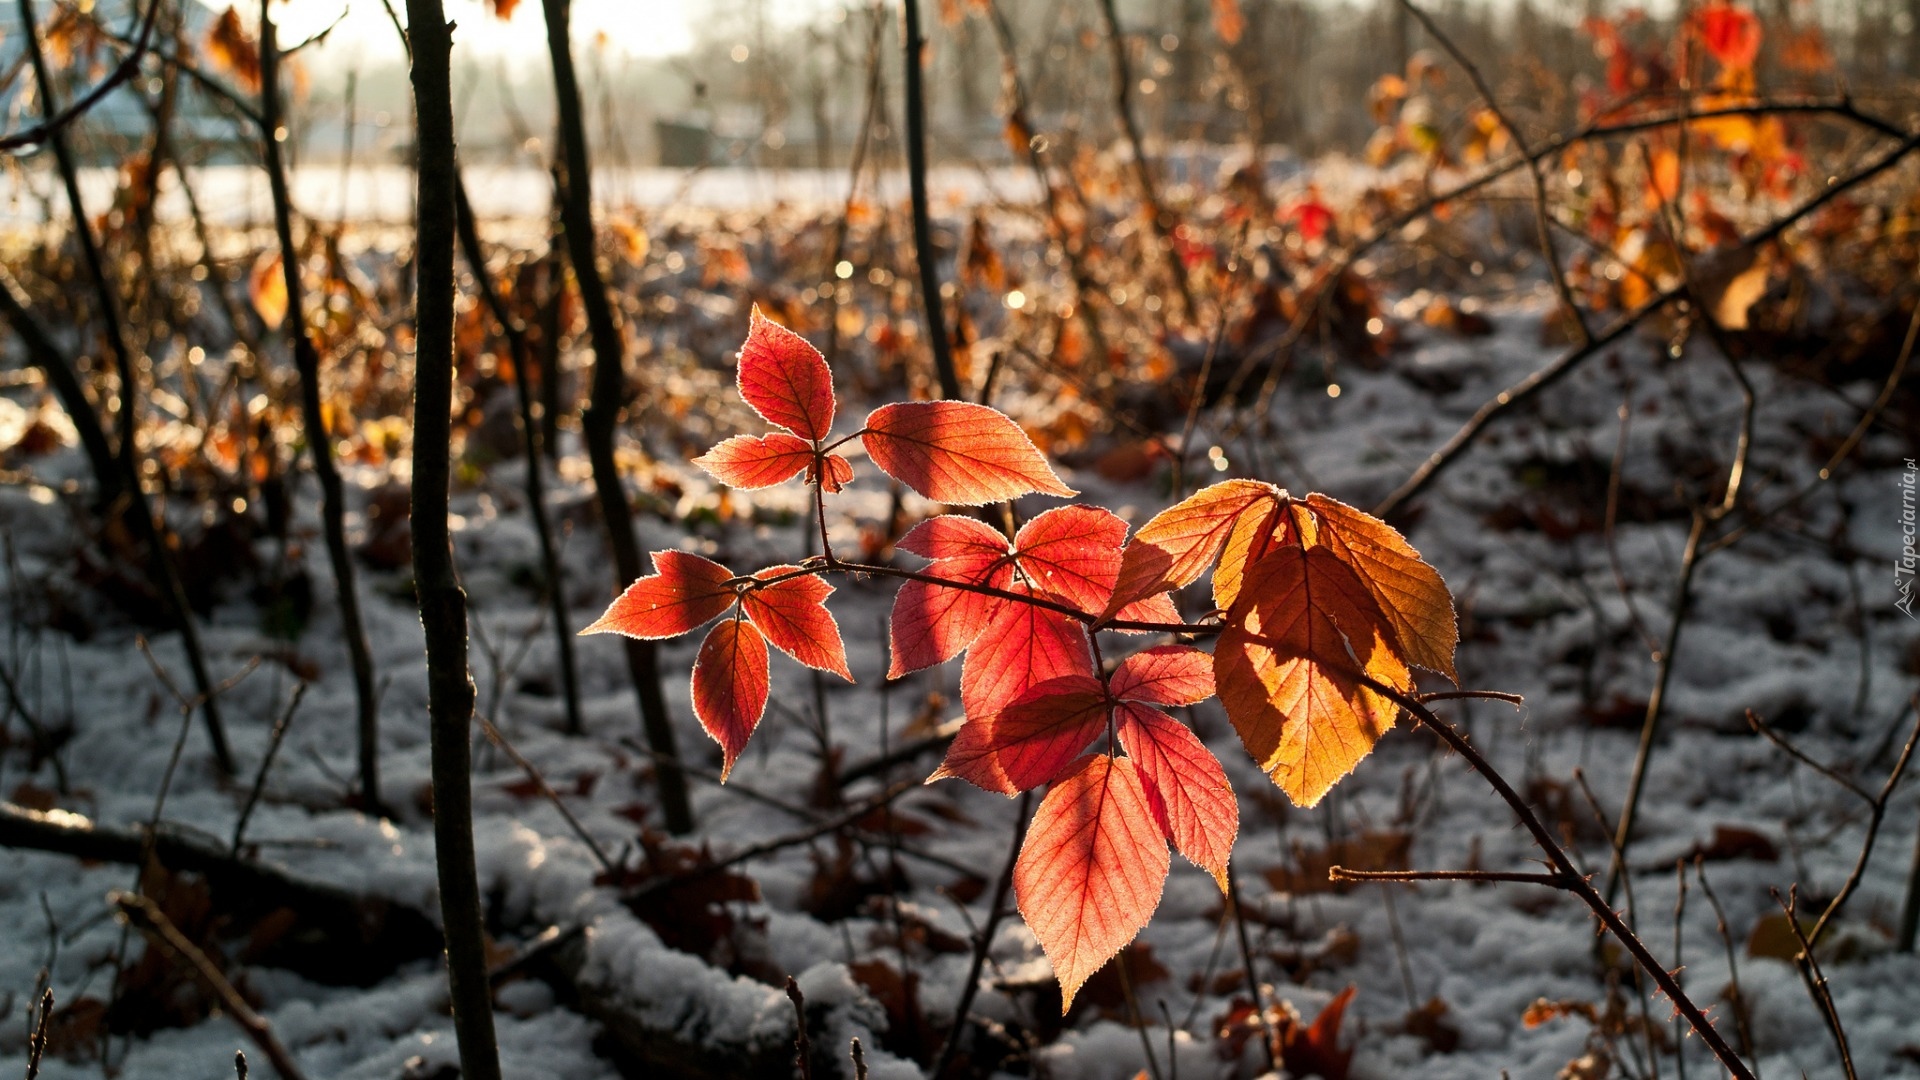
xmin=1900 ymin=458 xmax=1917 ymax=619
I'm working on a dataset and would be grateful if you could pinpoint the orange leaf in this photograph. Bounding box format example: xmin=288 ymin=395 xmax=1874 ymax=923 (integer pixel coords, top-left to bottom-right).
xmin=743 ymin=567 xmax=852 ymax=681
xmin=249 ymin=251 xmax=288 ymax=331
xmin=1303 ymin=494 xmax=1457 ymax=681
xmin=738 ymin=305 xmax=835 ymax=440
xmin=693 ymin=433 xmax=814 ymax=489
xmin=862 ymin=401 xmax=1076 ymax=505
xmin=1118 ymin=703 xmax=1237 ymax=888
xmin=932 ymin=674 xmax=1109 ymax=794
xmin=1213 ymin=495 xmax=1286 ymax=611
xmin=1212 ymin=0 xmax=1245 ymax=45
xmin=959 ymin=583 xmax=1092 ymax=722
xmin=1213 ymin=546 xmax=1410 ymax=807
xmin=1015 ymin=754 xmax=1169 ymax=1012
xmin=692 ymin=618 xmax=770 ymax=780
xmin=490 ymin=0 xmax=520 ymax=17
xmin=582 ymin=550 xmax=736 ymax=640
xmin=1106 ymin=479 xmax=1283 ymax=617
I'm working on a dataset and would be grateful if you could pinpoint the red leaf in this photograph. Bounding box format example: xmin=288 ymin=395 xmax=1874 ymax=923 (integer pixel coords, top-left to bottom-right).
xmin=693 ymin=433 xmax=814 ymax=489
xmin=932 ymin=675 xmax=1109 ymax=794
xmin=582 ymin=550 xmax=736 ymax=640
xmin=1110 ymin=645 xmax=1215 ymax=706
xmin=691 ymin=618 xmax=770 ymax=779
xmin=1695 ymin=2 xmax=1761 ymax=71
xmin=888 ymin=515 xmax=1017 ymax=678
xmin=1014 ymin=754 xmax=1169 ymax=1012
xmin=738 ymin=305 xmax=835 ymax=440
xmin=960 ymin=583 xmax=1093 ymax=722
xmin=1012 ymin=505 xmax=1126 ymax=615
xmin=1111 ymin=591 xmax=1183 ymax=628
xmin=811 ymin=453 xmax=854 ymax=493
xmin=742 ymin=567 xmax=852 ymax=681
xmin=1105 ymin=480 xmax=1283 ymax=617
xmin=898 ymin=514 xmax=1010 ymax=561
xmin=1117 ymin=703 xmax=1237 ymax=888
xmin=862 ymin=401 xmax=1076 ymax=505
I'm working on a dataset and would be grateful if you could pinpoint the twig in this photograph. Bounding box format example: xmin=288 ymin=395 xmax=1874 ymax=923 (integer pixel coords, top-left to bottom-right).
xmin=231 ymin=683 xmax=308 ymax=855
xmin=930 ymin=790 xmax=1032 ymax=1079
xmin=1693 ymin=858 xmax=1759 ymax=1076
xmin=405 ymin=3 xmax=503 ymax=1077
xmin=1093 ymin=0 xmax=1194 ymax=324
xmin=0 ymin=0 xmax=159 ymax=152
xmin=1748 ymin=706 xmax=1920 ymax=947
xmin=112 ymin=892 xmax=309 ymax=1080
xmin=538 ymin=0 xmax=693 ymax=834
xmin=786 ymin=976 xmax=813 ymax=1080
xmin=901 ymin=0 xmax=963 ymax=400
xmin=1396 ymin=0 xmax=1590 ymax=344
xmin=1353 ymin=675 xmax=1757 ymax=1080
xmin=1331 ymin=867 xmax=1569 ymax=887
xmin=1374 ymin=126 xmax=1920 ymax=518
xmin=1774 ymin=887 xmax=1856 ymax=1080
xmin=1226 ymin=865 xmax=1278 ymax=1075
xmin=258 ymin=0 xmax=383 ymax=816
xmin=25 ymin=988 xmax=52 ymax=1080
xmin=476 ymin=716 xmax=617 ymax=877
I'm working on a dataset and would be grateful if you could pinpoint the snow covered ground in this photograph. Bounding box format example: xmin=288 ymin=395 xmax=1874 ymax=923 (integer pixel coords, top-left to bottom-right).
xmin=1 ymin=279 xmax=1915 ymax=1079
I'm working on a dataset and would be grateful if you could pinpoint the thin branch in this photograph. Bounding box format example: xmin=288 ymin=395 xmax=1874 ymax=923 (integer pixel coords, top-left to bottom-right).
xmin=929 ymin=789 xmax=1031 ymax=1079
xmin=0 ymin=0 xmax=160 ymax=152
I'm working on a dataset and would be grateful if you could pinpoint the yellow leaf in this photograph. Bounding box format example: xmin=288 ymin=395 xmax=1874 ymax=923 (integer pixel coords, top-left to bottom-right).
xmin=249 ymin=251 xmax=288 ymax=331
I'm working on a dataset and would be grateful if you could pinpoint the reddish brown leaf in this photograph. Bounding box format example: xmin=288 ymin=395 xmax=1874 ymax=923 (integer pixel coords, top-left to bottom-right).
xmin=1105 ymin=480 xmax=1283 ymax=618
xmin=862 ymin=400 xmax=1076 ymax=504
xmin=960 ymin=583 xmax=1093 ymax=722
xmin=932 ymin=675 xmax=1109 ymax=794
xmin=1014 ymin=754 xmax=1169 ymax=1012
xmin=1118 ymin=702 xmax=1237 ymax=888
xmin=1304 ymin=494 xmax=1457 ymax=681
xmin=1109 ymin=645 xmax=1215 ymax=706
xmin=1213 ymin=546 xmax=1411 ymax=807
xmin=693 ymin=433 xmax=814 ymax=490
xmin=583 ymin=550 xmax=736 ymax=640
xmin=1282 ymin=986 xmax=1358 ymax=1080
xmin=743 ymin=566 xmax=852 ymax=681
xmin=738 ymin=305 xmax=835 ymax=440
xmin=691 ymin=618 xmax=770 ymax=780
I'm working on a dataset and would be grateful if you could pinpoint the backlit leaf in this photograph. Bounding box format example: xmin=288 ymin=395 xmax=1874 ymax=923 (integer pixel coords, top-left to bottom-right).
xmin=811 ymin=453 xmax=854 ymax=493
xmin=582 ymin=550 xmax=736 ymax=640
xmin=1105 ymin=480 xmax=1282 ymax=618
xmin=1213 ymin=545 xmax=1411 ymax=807
xmin=1013 ymin=505 xmax=1127 ymax=615
xmin=1212 ymin=496 xmax=1285 ymax=611
xmin=691 ymin=618 xmax=770 ymax=780
xmin=1015 ymin=754 xmax=1169 ymax=1012
xmin=888 ymin=515 xmax=1017 ymax=678
xmin=931 ymin=674 xmax=1108 ymax=794
xmin=1110 ymin=645 xmax=1215 ymax=706
xmin=1303 ymin=494 xmax=1457 ymax=681
xmin=1118 ymin=702 xmax=1237 ymax=888
xmin=1694 ymin=1 xmax=1761 ymax=71
xmin=743 ymin=567 xmax=852 ymax=681
xmin=738 ymin=305 xmax=835 ymax=440
xmin=863 ymin=401 xmax=1075 ymax=504
xmin=693 ymin=433 xmax=814 ymax=489
xmin=960 ymin=583 xmax=1093 ymax=722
